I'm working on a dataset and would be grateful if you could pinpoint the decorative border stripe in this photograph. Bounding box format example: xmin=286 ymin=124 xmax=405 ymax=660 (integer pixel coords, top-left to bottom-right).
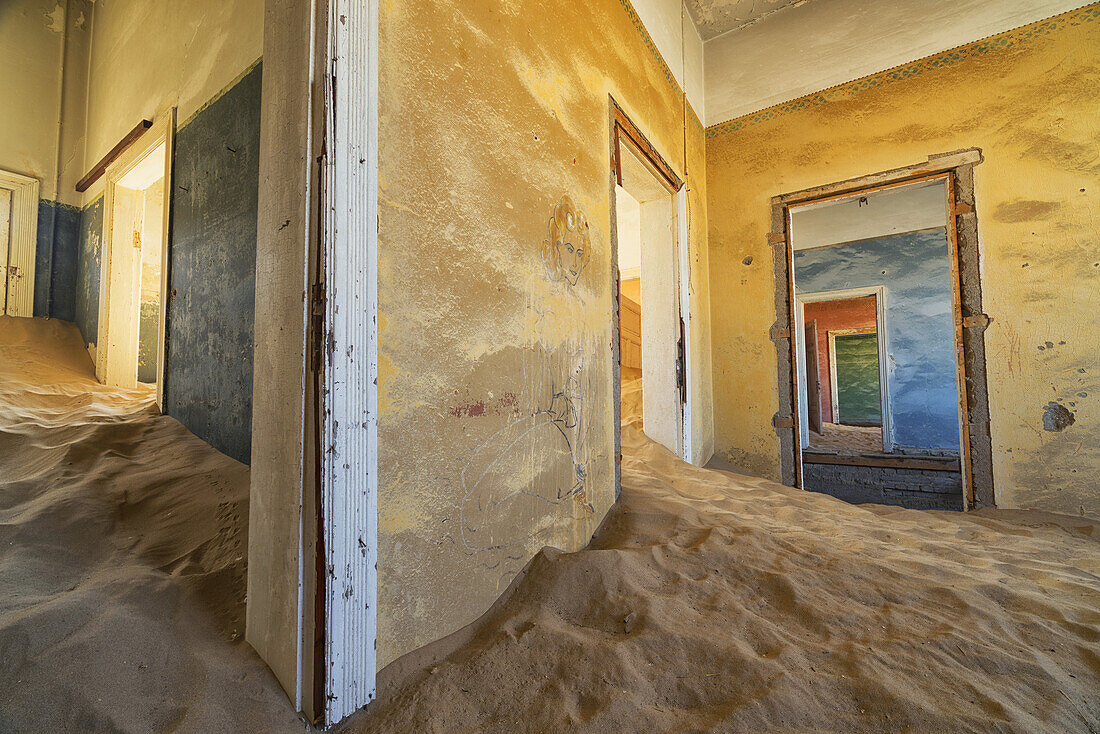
xmin=706 ymin=3 xmax=1100 ymax=139
xmin=616 ymin=0 xmax=703 ymax=129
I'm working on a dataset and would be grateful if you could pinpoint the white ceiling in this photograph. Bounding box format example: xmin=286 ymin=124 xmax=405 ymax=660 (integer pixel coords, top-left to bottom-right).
xmin=789 ymin=179 xmax=947 ymax=251
xmin=685 ymin=0 xmax=810 ymax=41
xmin=702 ymin=0 xmax=1091 ymax=126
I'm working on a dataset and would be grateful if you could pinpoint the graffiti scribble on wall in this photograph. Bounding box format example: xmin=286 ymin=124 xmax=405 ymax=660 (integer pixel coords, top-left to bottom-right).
xmin=540 ymin=195 xmax=591 ymax=286
xmin=459 ymin=345 xmax=593 ymax=552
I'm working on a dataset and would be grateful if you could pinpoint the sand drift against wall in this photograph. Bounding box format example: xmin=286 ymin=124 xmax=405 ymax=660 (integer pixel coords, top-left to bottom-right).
xmin=0 ymin=321 xmax=1097 ymax=731
xmin=0 ymin=317 xmax=301 ymax=732
xmin=345 ymin=392 xmax=1100 ymax=731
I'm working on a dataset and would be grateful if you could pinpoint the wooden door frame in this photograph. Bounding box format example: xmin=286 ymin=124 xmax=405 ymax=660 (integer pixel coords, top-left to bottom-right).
xmin=247 ymin=0 xmax=379 ymax=726
xmin=96 ymin=111 xmax=174 ymax=410
xmin=769 ymin=150 xmax=993 ymax=509
xmin=608 ymin=98 xmax=694 ymax=475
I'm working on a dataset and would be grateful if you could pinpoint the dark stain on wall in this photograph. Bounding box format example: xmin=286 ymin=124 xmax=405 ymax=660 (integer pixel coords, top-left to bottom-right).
xmin=74 ymin=195 xmax=103 ymax=347
xmin=164 ymin=62 xmax=262 ymax=464
xmin=33 ymin=200 xmax=80 ymax=321
xmin=1042 ymin=402 xmax=1075 ymax=432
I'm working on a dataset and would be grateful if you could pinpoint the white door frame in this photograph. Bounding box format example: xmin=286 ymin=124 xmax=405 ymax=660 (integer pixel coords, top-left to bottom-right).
xmin=0 ymin=168 xmax=41 ymax=317
xmin=609 ymin=103 xmax=693 ymax=465
xmin=675 ymin=187 xmax=693 ymax=463
xmin=96 ymin=111 xmax=174 ymax=409
xmin=796 ymin=286 xmax=892 ymax=451
xmin=318 ymin=0 xmax=380 ymax=724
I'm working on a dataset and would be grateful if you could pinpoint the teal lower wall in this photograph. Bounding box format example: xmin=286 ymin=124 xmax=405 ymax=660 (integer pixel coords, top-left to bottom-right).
xmin=34 ymin=200 xmax=80 ymax=321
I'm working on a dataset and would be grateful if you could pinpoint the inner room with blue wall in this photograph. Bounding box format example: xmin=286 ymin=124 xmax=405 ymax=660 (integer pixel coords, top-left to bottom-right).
xmin=789 ymin=179 xmax=964 ymax=510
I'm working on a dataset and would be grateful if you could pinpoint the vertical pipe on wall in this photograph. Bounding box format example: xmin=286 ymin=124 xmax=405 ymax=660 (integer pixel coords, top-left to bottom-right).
xmin=46 ymin=0 xmax=71 ymax=318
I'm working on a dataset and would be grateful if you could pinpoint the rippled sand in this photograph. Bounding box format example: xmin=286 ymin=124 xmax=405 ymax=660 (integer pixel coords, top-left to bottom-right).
xmin=2 ymin=316 xmax=1097 ymax=733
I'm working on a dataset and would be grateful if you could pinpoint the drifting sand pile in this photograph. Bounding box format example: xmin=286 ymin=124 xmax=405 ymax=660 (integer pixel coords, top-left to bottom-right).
xmin=2 ymin=317 xmax=1098 ymax=732
xmin=0 ymin=317 xmax=302 ymax=732
xmin=347 ymin=388 xmax=1100 ymax=731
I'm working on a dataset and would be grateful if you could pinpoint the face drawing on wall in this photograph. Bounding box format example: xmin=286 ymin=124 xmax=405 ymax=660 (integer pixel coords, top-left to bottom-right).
xmin=541 ymin=195 xmax=591 ymax=286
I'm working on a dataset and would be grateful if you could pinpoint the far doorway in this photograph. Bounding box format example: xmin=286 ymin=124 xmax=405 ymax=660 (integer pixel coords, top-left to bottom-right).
xmin=797 ymin=289 xmax=889 ymax=454
xmin=611 ymin=103 xmax=687 ymax=460
xmin=97 ymin=115 xmax=173 ymax=409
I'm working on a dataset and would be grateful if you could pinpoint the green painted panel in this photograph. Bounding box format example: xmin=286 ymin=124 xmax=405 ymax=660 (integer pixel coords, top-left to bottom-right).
xmin=834 ymin=333 xmax=881 ymax=426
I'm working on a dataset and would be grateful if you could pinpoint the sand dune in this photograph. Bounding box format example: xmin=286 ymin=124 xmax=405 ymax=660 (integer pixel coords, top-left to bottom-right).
xmin=0 ymin=317 xmax=303 ymax=732
xmin=2 ymin=317 xmax=1098 ymax=732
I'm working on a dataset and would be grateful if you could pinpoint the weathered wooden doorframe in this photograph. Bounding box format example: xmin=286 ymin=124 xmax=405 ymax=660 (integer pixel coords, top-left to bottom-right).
xmin=796 ymin=285 xmax=891 ymax=460
xmin=313 ymin=0 xmax=381 ymax=725
xmin=247 ymin=0 xmax=378 ymax=727
xmin=770 ymin=150 xmax=993 ymax=509
xmin=608 ymin=98 xmax=694 ymax=477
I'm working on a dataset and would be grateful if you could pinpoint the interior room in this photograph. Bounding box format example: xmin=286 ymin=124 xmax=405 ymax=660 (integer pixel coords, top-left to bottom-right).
xmin=1 ymin=0 xmax=1097 ymax=731
xmin=789 ymin=179 xmax=966 ymax=509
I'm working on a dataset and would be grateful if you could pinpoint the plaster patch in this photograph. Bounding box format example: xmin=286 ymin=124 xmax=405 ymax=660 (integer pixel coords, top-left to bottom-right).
xmin=45 ymin=3 xmax=65 ymax=33
xmin=993 ymin=199 xmax=1061 ymax=223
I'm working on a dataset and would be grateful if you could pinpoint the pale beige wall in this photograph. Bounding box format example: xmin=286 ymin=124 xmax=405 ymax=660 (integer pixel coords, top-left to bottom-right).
xmin=0 ymin=0 xmax=72 ymax=202
xmin=80 ymin=0 xmax=263 ymax=202
xmin=706 ymin=7 xmax=1100 ymax=517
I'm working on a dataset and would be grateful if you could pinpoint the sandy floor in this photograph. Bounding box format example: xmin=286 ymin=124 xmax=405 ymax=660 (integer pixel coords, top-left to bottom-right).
xmin=808 ymin=422 xmax=884 ymax=453
xmin=0 ymin=317 xmax=304 ymax=732
xmin=3 ymin=317 xmax=1099 ymax=732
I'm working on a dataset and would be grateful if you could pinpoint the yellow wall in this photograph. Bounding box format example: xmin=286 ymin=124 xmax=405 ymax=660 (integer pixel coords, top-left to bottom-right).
xmin=706 ymin=6 xmax=1100 ymax=517
xmin=377 ymin=0 xmax=713 ymax=666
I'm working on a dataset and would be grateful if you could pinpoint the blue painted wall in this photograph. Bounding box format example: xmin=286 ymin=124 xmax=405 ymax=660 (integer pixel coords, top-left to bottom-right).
xmin=74 ymin=196 xmax=103 ymax=347
xmin=33 ymin=200 xmax=81 ymax=321
xmin=794 ymin=228 xmax=960 ymax=450
xmin=164 ymin=62 xmax=262 ymax=464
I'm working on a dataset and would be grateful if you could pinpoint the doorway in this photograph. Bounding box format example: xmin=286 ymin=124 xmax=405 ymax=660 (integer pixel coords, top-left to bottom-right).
xmin=0 ymin=168 xmax=41 ymax=317
xmin=97 ymin=114 xmax=174 ymax=409
xmin=796 ymin=287 xmax=890 ymax=454
xmin=775 ymin=163 xmax=991 ymax=511
xmin=610 ymin=102 xmax=687 ymax=460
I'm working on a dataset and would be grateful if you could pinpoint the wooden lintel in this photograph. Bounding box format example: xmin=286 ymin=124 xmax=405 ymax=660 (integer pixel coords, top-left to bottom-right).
xmin=801 ymin=453 xmax=961 ymax=472
xmin=75 ymin=119 xmax=153 ymax=192
xmin=611 ymin=102 xmax=682 ymax=193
